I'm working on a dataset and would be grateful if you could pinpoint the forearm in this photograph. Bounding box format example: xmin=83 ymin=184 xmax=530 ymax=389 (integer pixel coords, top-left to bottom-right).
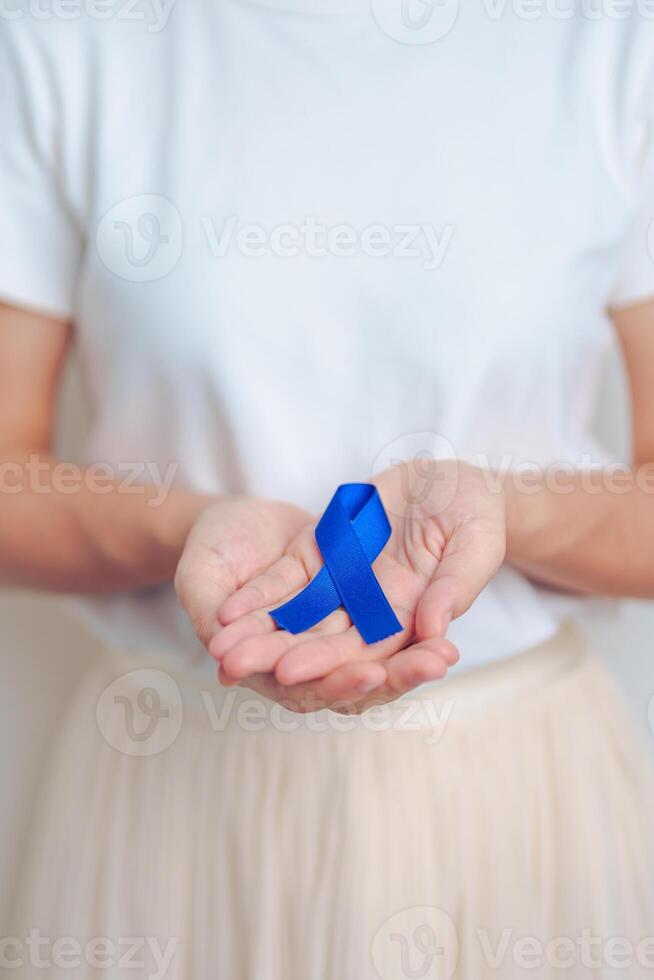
xmin=0 ymin=453 xmax=210 ymax=592
xmin=505 ymin=464 xmax=654 ymax=598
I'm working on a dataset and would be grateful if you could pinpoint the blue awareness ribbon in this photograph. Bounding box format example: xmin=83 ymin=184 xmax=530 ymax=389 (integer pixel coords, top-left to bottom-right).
xmin=270 ymin=483 xmax=403 ymax=645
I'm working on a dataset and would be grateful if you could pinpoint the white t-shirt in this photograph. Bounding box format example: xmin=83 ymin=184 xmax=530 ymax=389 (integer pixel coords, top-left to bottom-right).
xmin=1 ymin=2 xmax=653 ymax=676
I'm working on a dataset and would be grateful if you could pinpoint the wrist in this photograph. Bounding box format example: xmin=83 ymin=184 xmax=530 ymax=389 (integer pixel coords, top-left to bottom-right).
xmin=502 ymin=471 xmax=551 ymax=565
xmin=145 ymin=489 xmax=214 ymax=579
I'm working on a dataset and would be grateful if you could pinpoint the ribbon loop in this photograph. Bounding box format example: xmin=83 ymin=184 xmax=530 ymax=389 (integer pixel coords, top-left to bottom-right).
xmin=271 ymin=484 xmax=402 ymax=645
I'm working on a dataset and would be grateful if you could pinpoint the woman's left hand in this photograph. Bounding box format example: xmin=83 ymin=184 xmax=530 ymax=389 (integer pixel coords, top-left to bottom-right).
xmin=209 ymin=461 xmax=507 ymax=713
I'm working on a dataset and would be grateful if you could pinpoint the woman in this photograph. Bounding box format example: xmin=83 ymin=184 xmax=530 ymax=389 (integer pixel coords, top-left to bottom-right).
xmin=1 ymin=3 xmax=653 ymax=977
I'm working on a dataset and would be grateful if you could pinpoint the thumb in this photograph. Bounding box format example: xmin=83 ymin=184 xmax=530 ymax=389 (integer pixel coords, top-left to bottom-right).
xmin=415 ymin=520 xmax=506 ymax=641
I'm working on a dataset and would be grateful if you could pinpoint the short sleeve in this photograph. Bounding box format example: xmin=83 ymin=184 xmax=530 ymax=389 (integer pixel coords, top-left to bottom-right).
xmin=0 ymin=27 xmax=82 ymax=320
xmin=610 ymin=63 xmax=654 ymax=311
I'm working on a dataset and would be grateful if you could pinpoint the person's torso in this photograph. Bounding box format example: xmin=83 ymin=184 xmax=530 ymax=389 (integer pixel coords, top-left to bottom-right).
xmin=13 ymin=1 xmax=650 ymax=666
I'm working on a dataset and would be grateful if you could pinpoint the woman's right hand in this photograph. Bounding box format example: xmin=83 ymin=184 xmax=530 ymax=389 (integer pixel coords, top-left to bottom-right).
xmin=175 ymin=496 xmax=312 ymax=651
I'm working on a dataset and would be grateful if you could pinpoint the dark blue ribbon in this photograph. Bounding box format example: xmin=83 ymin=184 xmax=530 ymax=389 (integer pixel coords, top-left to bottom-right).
xmin=270 ymin=483 xmax=402 ymax=645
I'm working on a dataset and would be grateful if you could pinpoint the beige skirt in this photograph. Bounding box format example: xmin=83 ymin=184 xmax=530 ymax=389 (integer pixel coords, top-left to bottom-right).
xmin=11 ymin=623 xmax=654 ymax=979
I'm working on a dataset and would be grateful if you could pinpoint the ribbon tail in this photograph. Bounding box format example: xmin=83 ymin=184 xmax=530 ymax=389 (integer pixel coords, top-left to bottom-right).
xmin=270 ymin=566 xmax=340 ymax=634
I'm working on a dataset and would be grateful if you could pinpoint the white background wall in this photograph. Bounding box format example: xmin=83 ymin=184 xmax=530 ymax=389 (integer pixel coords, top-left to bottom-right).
xmin=1 ymin=348 xmax=654 ymax=930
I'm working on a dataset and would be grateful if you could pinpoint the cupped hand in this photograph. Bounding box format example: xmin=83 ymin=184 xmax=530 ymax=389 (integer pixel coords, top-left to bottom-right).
xmin=175 ymin=494 xmax=408 ymax=706
xmin=175 ymin=496 xmax=311 ymax=650
xmin=210 ymin=461 xmax=507 ymax=710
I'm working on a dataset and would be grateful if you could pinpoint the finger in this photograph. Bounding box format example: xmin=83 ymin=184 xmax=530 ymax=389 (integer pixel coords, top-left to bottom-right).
xmin=303 ymin=660 xmax=389 ymax=705
xmin=223 ymin=662 xmax=387 ymax=711
xmin=218 ymin=664 xmax=241 ymax=687
xmin=273 ymin=605 xmax=413 ymax=686
xmin=221 ymin=606 xmax=352 ymax=680
xmin=219 ymin=525 xmax=323 ymax=625
xmin=174 ymin=555 xmax=237 ymax=649
xmin=221 ymin=630 xmax=298 ymax=680
xmin=320 ymin=638 xmax=457 ymax=708
xmin=213 ymin=560 xmax=334 ymax=665
xmin=226 ymin=639 xmax=459 ymax=713
xmin=209 ymin=608 xmax=276 ymax=662
xmin=218 ymin=554 xmax=309 ymax=625
xmin=415 ymin=521 xmax=505 ymax=641
xmin=254 ymin=661 xmax=389 ymax=711
xmin=384 ymin=640 xmax=459 ymax=693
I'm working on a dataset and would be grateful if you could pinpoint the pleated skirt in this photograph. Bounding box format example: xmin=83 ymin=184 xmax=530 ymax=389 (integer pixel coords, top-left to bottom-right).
xmin=11 ymin=623 xmax=654 ymax=979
